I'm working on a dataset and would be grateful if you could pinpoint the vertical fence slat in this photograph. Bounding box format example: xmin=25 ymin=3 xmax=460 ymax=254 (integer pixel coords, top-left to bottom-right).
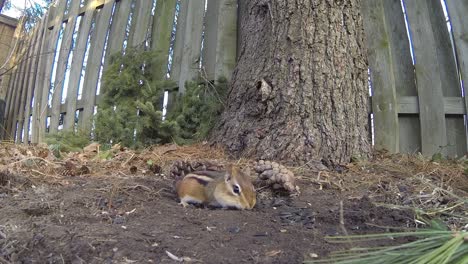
xmin=37 ymin=1 xmax=67 ymax=142
xmin=446 ymin=0 xmax=468 ymax=154
xmin=3 ymin=67 xmax=18 ymax=139
xmin=175 ymin=0 xmax=205 ymax=92
xmin=5 ymin=38 xmax=24 ymax=139
xmin=361 ymin=0 xmax=399 ymax=152
xmin=49 ymin=0 xmax=81 ymax=133
xmin=429 ymin=0 xmax=465 ymax=157
xmin=151 ymin=0 xmax=177 ymax=80
xmin=31 ymin=13 xmax=52 ymax=143
xmin=170 ymin=0 xmax=188 ymax=83
xmin=17 ymin=31 xmax=38 ymax=142
xmin=5 ymin=36 xmax=24 ymax=139
xmin=2 ymin=69 xmax=16 ymax=138
xmin=63 ymin=1 xmax=97 ymax=130
xmin=1 ymin=19 xmax=22 ymax=139
xmin=8 ymin=38 xmax=29 ymax=141
xmin=103 ymin=0 xmax=132 ymax=69
xmin=202 ymin=0 xmax=219 ymax=81
xmin=214 ymin=0 xmax=237 ymax=81
xmin=379 ymin=0 xmax=421 ymax=154
xmin=22 ymin=20 xmax=45 ymax=143
xmin=80 ymin=0 xmax=114 ymax=131
xmin=128 ymin=0 xmax=153 ymax=48
xmin=405 ymin=0 xmax=449 ymax=156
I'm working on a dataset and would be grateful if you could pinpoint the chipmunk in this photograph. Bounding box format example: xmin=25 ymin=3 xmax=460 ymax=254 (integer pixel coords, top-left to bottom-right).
xmin=175 ymin=165 xmax=256 ymax=210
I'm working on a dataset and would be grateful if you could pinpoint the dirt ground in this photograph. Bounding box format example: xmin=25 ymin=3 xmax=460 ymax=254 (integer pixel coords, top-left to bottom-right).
xmin=0 ymin=144 xmax=467 ymax=263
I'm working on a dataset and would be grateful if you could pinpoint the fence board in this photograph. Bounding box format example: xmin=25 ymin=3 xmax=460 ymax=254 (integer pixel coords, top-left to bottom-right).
xmin=151 ymin=0 xmax=177 ymax=80
xmin=8 ymin=39 xmax=29 ymax=140
xmin=17 ymin=32 xmax=37 ymax=142
xmin=2 ymin=32 xmax=21 ymax=138
xmin=362 ymin=0 xmax=399 ymax=152
xmin=429 ymin=0 xmax=465 ymax=157
xmin=170 ymin=0 xmax=188 ymax=82
xmin=64 ymin=1 xmax=97 ymax=130
xmin=103 ymin=0 xmax=132 ymax=69
xmin=405 ymin=0 xmax=449 ymax=156
xmin=4 ymin=67 xmax=18 ymax=139
xmin=2 ymin=69 xmax=16 ymax=138
xmin=128 ymin=0 xmax=153 ymax=48
xmin=379 ymin=0 xmax=421 ymax=154
xmin=4 ymin=38 xmax=23 ymax=139
xmin=202 ymin=0 xmax=219 ymax=81
xmin=214 ymin=0 xmax=237 ymax=81
xmin=175 ymin=0 xmax=205 ymax=92
xmin=37 ymin=1 xmax=67 ymax=141
xmin=80 ymin=0 xmax=114 ymax=131
xmin=31 ymin=13 xmax=52 ymax=143
xmin=445 ymin=1 xmax=468 ymax=143
xmin=50 ymin=0 xmax=81 ymax=133
xmin=22 ymin=20 xmax=45 ymax=143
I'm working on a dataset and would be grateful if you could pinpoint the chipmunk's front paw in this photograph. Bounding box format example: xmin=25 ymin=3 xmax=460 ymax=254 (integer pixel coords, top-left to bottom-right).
xmin=179 ymin=201 xmax=190 ymax=207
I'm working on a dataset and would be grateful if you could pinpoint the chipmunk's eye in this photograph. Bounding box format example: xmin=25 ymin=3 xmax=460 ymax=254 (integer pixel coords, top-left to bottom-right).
xmin=232 ymin=184 xmax=241 ymax=195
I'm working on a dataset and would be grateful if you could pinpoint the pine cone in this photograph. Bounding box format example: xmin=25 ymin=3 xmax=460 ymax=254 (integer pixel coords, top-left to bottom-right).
xmin=254 ymin=160 xmax=299 ymax=193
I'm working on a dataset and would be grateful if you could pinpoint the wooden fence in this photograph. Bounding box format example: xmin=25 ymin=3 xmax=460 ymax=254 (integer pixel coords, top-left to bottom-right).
xmin=2 ymin=0 xmax=468 ymax=159
xmin=362 ymin=0 xmax=468 ymax=158
xmin=0 ymin=0 xmax=236 ymax=143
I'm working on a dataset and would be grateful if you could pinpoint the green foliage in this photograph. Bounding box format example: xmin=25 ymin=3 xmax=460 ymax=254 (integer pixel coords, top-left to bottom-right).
xmin=94 ymin=48 xmax=226 ymax=148
xmin=45 ymin=130 xmax=90 ymax=158
xmin=1 ymin=0 xmax=53 ymax=32
xmin=94 ymin=48 xmax=178 ymax=148
xmin=168 ymin=78 xmax=228 ymax=144
xmin=305 ymin=220 xmax=468 ymax=264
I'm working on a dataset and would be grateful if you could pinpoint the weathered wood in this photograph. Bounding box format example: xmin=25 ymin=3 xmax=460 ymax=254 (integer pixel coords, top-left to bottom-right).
xmin=2 ymin=69 xmax=16 ymax=138
xmin=428 ymin=0 xmax=464 ymax=157
xmin=63 ymin=1 xmax=97 ymax=130
xmin=46 ymin=94 xmax=102 ymax=116
xmin=22 ymin=20 xmax=45 ymax=143
xmin=128 ymin=0 xmax=153 ymax=48
xmin=37 ymin=7 xmax=65 ymax=142
xmin=398 ymin=96 xmax=465 ymax=115
xmin=31 ymin=13 xmax=52 ymax=143
xmin=4 ymin=38 xmax=24 ymax=139
xmin=37 ymin=1 xmax=68 ymax=141
xmin=103 ymin=0 xmax=132 ymax=69
xmin=398 ymin=115 xmax=421 ymax=154
xmin=50 ymin=0 xmax=81 ymax=133
xmin=80 ymin=0 xmax=113 ymax=131
xmin=405 ymin=0 xmax=449 ymax=156
xmin=16 ymin=32 xmax=38 ymax=142
xmin=8 ymin=38 xmax=29 ymax=141
xmin=176 ymin=0 xmax=205 ymax=92
xmin=361 ymin=0 xmax=399 ymax=152
xmin=380 ymin=0 xmax=420 ymax=154
xmin=201 ymin=0 xmax=220 ymax=80
xmin=214 ymin=0 xmax=237 ymax=81
xmin=2 ymin=26 xmax=24 ymax=138
xmin=445 ymin=0 xmax=468 ymax=153
xmin=151 ymin=0 xmax=177 ymax=80
xmin=170 ymin=0 xmax=188 ymax=81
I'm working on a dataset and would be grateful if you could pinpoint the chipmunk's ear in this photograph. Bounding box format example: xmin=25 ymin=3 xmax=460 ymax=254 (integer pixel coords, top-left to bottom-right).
xmin=242 ymin=167 xmax=251 ymax=176
xmin=224 ymin=164 xmax=233 ymax=182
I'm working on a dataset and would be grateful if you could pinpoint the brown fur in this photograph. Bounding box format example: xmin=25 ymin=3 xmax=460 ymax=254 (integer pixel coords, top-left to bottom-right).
xmin=175 ymin=165 xmax=256 ymax=210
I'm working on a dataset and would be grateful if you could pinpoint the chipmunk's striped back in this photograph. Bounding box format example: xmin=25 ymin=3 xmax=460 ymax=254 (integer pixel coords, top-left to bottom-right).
xmin=174 ymin=166 xmax=256 ymax=210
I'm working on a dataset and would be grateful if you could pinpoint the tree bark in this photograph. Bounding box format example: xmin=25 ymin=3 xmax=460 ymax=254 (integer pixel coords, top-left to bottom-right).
xmin=212 ymin=0 xmax=371 ymax=166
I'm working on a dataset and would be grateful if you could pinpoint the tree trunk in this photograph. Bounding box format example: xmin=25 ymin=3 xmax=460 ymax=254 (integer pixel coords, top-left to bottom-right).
xmin=212 ymin=0 xmax=371 ymax=166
